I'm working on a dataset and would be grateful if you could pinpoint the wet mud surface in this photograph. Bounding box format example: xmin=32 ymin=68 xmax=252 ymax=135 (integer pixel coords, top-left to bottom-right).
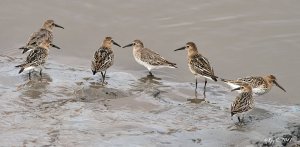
xmin=0 ymin=55 xmax=299 ymax=146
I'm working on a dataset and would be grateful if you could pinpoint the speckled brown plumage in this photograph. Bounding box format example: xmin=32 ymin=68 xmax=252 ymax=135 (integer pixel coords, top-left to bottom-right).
xmin=16 ymin=40 xmax=51 ymax=80
xmin=221 ymin=75 xmax=286 ymax=96
xmin=91 ymin=37 xmax=121 ymax=84
xmin=174 ymin=42 xmax=217 ymax=98
xmin=123 ymin=40 xmax=177 ymax=76
xmin=231 ymin=83 xmax=254 ymax=122
xmin=20 ymin=20 xmax=64 ymax=54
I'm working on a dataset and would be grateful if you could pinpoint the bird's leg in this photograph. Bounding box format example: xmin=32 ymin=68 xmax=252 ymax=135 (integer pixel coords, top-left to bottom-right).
xmin=39 ymin=68 xmax=43 ymax=78
xmin=195 ymin=77 xmax=198 ymax=91
xmin=241 ymin=115 xmax=245 ymax=123
xmin=100 ymin=71 xmax=106 ymax=84
xmin=249 ymin=115 xmax=253 ymax=122
xmin=194 ymin=77 xmax=198 ymax=98
xmin=149 ymin=71 xmax=153 ymax=76
xmin=28 ymin=72 xmax=31 ymax=80
xmin=203 ymin=78 xmax=207 ymax=98
xmin=238 ymin=116 xmax=241 ymax=123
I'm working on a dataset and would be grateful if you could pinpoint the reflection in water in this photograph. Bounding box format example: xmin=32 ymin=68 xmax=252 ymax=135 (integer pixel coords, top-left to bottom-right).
xmin=187 ymin=97 xmax=207 ymax=104
xmin=89 ymin=82 xmax=106 ymax=89
xmin=138 ymin=75 xmax=162 ymax=85
xmin=73 ymin=76 xmax=131 ymax=103
xmin=85 ymin=75 xmax=110 ymax=88
xmin=129 ymin=75 xmax=174 ymax=100
xmin=17 ymin=73 xmax=52 ymax=99
xmin=132 ymin=75 xmax=163 ymax=93
xmin=186 ymin=86 xmax=207 ymax=104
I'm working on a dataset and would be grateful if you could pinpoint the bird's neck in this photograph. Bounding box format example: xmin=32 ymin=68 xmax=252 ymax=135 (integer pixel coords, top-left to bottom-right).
xmin=188 ymin=49 xmax=199 ymax=58
xmin=133 ymin=46 xmax=143 ymax=52
xmin=264 ymin=78 xmax=274 ymax=88
xmin=42 ymin=27 xmax=53 ymax=32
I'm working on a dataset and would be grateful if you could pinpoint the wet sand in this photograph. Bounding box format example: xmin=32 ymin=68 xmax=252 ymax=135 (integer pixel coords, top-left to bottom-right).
xmin=1 ymin=0 xmax=300 ymax=146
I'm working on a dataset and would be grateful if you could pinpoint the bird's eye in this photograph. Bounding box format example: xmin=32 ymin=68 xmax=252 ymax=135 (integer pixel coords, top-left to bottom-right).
xmin=133 ymin=43 xmax=136 ymax=45
xmin=186 ymin=45 xmax=190 ymax=48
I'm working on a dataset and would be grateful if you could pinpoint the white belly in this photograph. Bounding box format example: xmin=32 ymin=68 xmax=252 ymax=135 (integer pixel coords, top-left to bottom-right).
xmin=227 ymin=82 xmax=269 ymax=96
xmin=134 ymin=55 xmax=171 ymax=71
xmin=134 ymin=57 xmax=152 ymax=71
xmin=252 ymin=87 xmax=270 ymax=96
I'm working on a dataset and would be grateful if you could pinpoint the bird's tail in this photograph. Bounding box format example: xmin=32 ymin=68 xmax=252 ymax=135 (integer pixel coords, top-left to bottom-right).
xmin=170 ymin=63 xmax=177 ymax=68
xmin=15 ymin=64 xmax=24 ymax=68
xmin=211 ymin=67 xmax=217 ymax=81
xmin=15 ymin=63 xmax=28 ymax=74
xmin=167 ymin=61 xmax=177 ymax=68
xmin=212 ymin=75 xmax=218 ymax=82
xmin=19 ymin=47 xmax=31 ymax=54
xmin=231 ymin=111 xmax=235 ymax=117
xmin=18 ymin=68 xmax=25 ymax=74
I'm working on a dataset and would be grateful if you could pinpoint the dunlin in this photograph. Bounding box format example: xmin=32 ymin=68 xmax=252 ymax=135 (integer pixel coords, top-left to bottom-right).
xmin=20 ymin=20 xmax=64 ymax=54
xmin=123 ymin=40 xmax=177 ymax=76
xmin=174 ymin=42 xmax=217 ymax=98
xmin=16 ymin=40 xmax=51 ymax=80
xmin=231 ymin=83 xmax=254 ymax=123
xmin=221 ymin=75 xmax=286 ymax=96
xmin=91 ymin=37 xmax=121 ymax=84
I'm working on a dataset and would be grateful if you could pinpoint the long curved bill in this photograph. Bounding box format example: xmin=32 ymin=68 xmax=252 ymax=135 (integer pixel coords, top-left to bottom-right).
xmin=274 ymin=81 xmax=286 ymax=92
xmin=122 ymin=43 xmax=133 ymax=48
xmin=231 ymin=87 xmax=241 ymax=92
xmin=54 ymin=23 xmax=64 ymax=29
xmin=174 ymin=46 xmax=185 ymax=51
xmin=112 ymin=40 xmax=121 ymax=47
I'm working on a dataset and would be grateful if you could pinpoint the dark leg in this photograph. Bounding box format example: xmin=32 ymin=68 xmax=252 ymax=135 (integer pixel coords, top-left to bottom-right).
xmin=194 ymin=77 xmax=198 ymax=98
xmin=29 ymin=72 xmax=31 ymax=80
xmin=195 ymin=77 xmax=198 ymax=91
xmin=203 ymin=78 xmax=207 ymax=98
xmin=100 ymin=71 xmax=106 ymax=84
xmin=40 ymin=69 xmax=43 ymax=78
xmin=149 ymin=71 xmax=153 ymax=76
xmin=249 ymin=115 xmax=253 ymax=122
xmin=238 ymin=116 xmax=241 ymax=122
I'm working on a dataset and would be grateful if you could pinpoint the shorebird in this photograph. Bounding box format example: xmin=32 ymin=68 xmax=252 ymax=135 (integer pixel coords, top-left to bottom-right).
xmin=231 ymin=83 xmax=254 ymax=123
xmin=221 ymin=75 xmax=286 ymax=96
xmin=19 ymin=20 xmax=64 ymax=54
xmin=16 ymin=40 xmax=51 ymax=80
xmin=91 ymin=37 xmax=121 ymax=84
xmin=122 ymin=40 xmax=177 ymax=76
xmin=174 ymin=42 xmax=217 ymax=98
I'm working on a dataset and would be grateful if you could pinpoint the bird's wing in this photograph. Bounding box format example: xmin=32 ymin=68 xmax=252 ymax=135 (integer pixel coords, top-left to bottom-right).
xmin=237 ymin=76 xmax=265 ymax=87
xmin=93 ymin=48 xmax=114 ymax=71
xmin=231 ymin=92 xmax=254 ymax=113
xmin=24 ymin=47 xmax=47 ymax=67
xmin=140 ymin=48 xmax=175 ymax=66
xmin=26 ymin=29 xmax=52 ymax=47
xmin=190 ymin=54 xmax=216 ymax=78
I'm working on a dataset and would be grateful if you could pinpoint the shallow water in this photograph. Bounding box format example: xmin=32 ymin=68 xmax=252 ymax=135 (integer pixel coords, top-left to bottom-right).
xmin=1 ymin=0 xmax=300 ymax=146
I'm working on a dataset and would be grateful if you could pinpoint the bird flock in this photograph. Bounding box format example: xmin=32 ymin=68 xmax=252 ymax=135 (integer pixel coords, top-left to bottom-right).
xmin=15 ymin=20 xmax=287 ymax=124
